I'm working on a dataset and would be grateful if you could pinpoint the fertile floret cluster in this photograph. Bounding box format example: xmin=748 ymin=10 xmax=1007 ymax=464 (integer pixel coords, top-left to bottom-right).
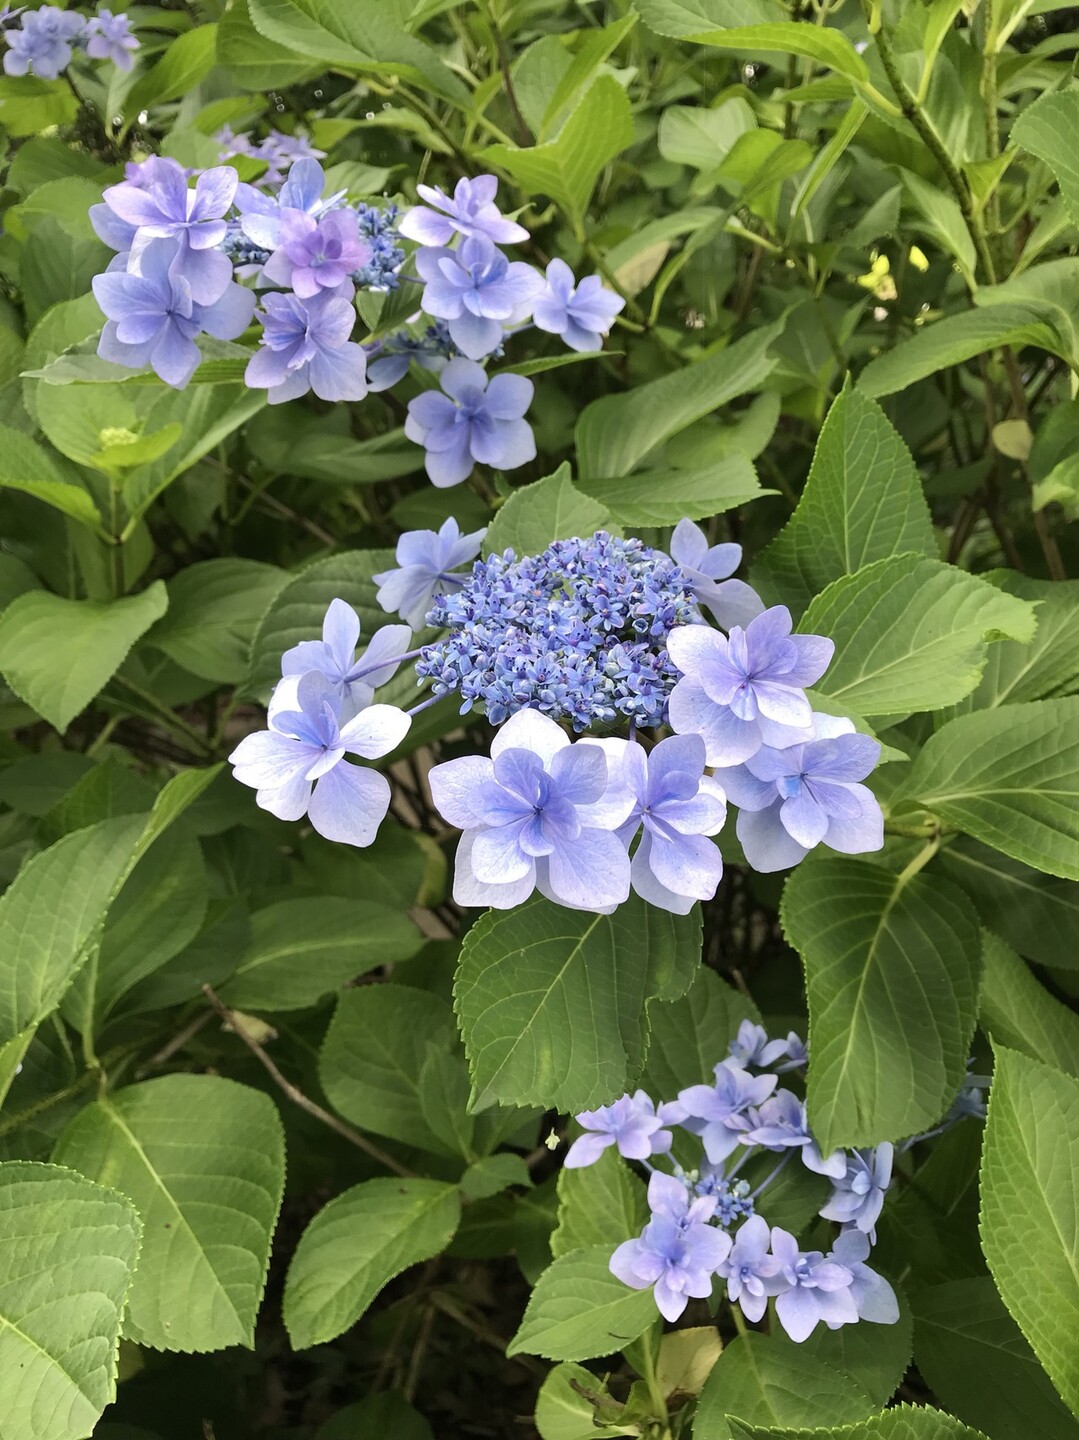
xmin=416 ymin=533 xmax=701 ymax=731
xmin=570 ymin=1021 xmax=986 ymax=1337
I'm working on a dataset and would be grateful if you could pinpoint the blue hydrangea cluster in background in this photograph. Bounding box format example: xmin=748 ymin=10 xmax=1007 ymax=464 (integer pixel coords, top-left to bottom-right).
xmin=3 ymin=4 xmax=138 ymax=78
xmin=568 ymin=1020 xmax=986 ymax=1336
xmin=84 ymin=157 xmax=625 ymax=483
xmin=416 ymin=532 xmax=700 ymax=729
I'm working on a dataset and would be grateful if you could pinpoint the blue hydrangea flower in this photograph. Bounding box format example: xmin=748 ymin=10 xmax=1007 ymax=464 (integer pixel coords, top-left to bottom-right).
xmin=398 ymin=173 xmax=528 ymax=247
xmin=646 ymin=1170 xmax=718 ymax=1227
xmin=728 ymin=1020 xmax=792 ymax=1070
xmin=715 ymin=713 xmax=883 ymax=872
xmin=228 ymin=672 xmax=411 ymax=847
xmin=740 ymin=1089 xmax=847 ymax=1179
xmin=85 ymin=8 xmax=138 ymax=69
xmin=427 ymin=708 xmax=634 ymax=913
xmin=372 ymin=518 xmax=486 ymax=629
xmin=3 ymin=5 xmax=84 ymax=78
xmin=236 ymin=158 xmax=336 ymax=250
xmin=93 ymin=237 xmax=254 ymax=388
xmin=219 ymin=128 xmax=325 ymax=187
xmin=102 ymin=160 xmax=237 ymax=305
xmin=768 ymin=1227 xmax=859 ymax=1343
xmin=820 ymin=1143 xmax=894 ymax=1238
xmin=262 ymin=208 xmax=371 ymax=299
xmin=676 ymin=1060 xmax=777 ymax=1164
xmin=533 ymin=259 xmax=625 ymax=352
xmin=830 ymin=1228 xmax=900 ymax=1326
xmin=667 ymin=606 xmax=834 ymax=766
xmin=405 ymin=358 xmax=534 ymax=488
xmin=716 ymin=1213 xmax=782 ymax=1323
xmin=416 ymin=235 xmax=541 ymax=360
xmin=585 ymin=733 xmax=726 ymax=915
xmin=669 ymin=518 xmax=765 ymax=631
xmin=244 ymin=291 xmax=367 ymax=405
xmin=353 ymin=202 xmax=404 ymax=290
xmin=610 ymin=1212 xmax=731 ymax=1323
xmin=272 ymin=599 xmax=412 ymax=723
xmin=564 ymin=1091 xmax=682 ymax=1169
xmin=417 ymin=532 xmax=701 ymax=731
xmin=365 ymin=321 xmax=456 ymax=392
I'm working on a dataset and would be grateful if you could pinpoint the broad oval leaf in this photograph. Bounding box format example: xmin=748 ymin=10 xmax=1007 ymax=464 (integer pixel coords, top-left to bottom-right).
xmin=483 ymin=464 xmax=610 ymax=557
xmin=894 ymin=699 xmax=1079 ymax=881
xmin=52 ymin=1074 xmax=285 ymax=1352
xmin=506 ymin=1244 xmax=657 ymax=1361
xmin=728 ymin=1403 xmax=991 ymax=1439
xmin=550 ymin=1146 xmax=647 ymax=1259
xmin=980 ymin=1045 xmax=1079 ymax=1416
xmin=781 ymin=858 xmax=981 ymax=1153
xmin=978 ymin=932 xmax=1079 ymax=1080
xmin=283 ymin=1178 xmax=461 ymax=1350
xmin=454 ymin=893 xmax=701 ymax=1113
xmin=0 ymin=1162 xmax=141 ymax=1440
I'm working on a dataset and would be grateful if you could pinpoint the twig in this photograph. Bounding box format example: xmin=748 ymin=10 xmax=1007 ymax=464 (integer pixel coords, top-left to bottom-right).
xmin=136 ymin=1009 xmax=214 ymax=1077
xmin=202 ymin=985 xmax=414 ymax=1177
xmin=484 ymin=1 xmax=530 ymax=146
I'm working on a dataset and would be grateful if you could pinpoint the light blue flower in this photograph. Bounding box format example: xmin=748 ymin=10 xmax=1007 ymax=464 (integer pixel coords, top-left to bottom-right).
xmin=398 ymin=173 xmax=528 ymax=247
xmin=768 ymin=1227 xmax=858 ymax=1342
xmin=728 ymin=1019 xmax=792 ymax=1069
xmin=427 ymin=708 xmax=634 ymax=913
xmin=228 ymin=672 xmax=411 ymax=847
xmin=669 ymin=518 xmax=765 ymax=631
xmin=85 ymin=8 xmax=138 ymax=69
xmin=740 ymin=1089 xmax=847 ymax=1179
xmin=830 ymin=1228 xmax=900 ymax=1326
xmin=676 ymin=1060 xmax=777 ymax=1164
xmin=3 ymin=5 xmax=84 ymax=78
xmin=272 ymin=598 xmax=413 ymax=723
xmin=715 ymin=713 xmax=883 ymax=872
xmin=584 ymin=733 xmax=726 ymax=915
xmin=533 ymin=258 xmax=624 ymax=352
xmin=564 ymin=1091 xmax=682 ymax=1169
xmin=416 ymin=235 xmax=541 ymax=359
xmin=716 ymin=1213 xmax=782 ymax=1322
xmin=610 ymin=1212 xmax=731 ymax=1322
xmin=667 ymin=605 xmax=834 ymax=766
xmin=244 ymin=290 xmax=367 ymax=405
xmin=646 ymin=1169 xmax=718 ymax=1227
xmin=93 ymin=237 xmax=254 ymax=388
xmin=820 ymin=1143 xmax=894 ymax=1238
xmin=404 ymin=358 xmax=534 ymax=488
xmin=261 ymin=208 xmax=371 ymax=299
xmin=372 ymin=518 xmax=486 ymax=629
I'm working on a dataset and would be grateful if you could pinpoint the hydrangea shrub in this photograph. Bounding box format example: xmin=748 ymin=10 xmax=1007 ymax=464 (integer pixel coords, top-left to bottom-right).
xmin=0 ymin=3 xmax=1076 ymax=1439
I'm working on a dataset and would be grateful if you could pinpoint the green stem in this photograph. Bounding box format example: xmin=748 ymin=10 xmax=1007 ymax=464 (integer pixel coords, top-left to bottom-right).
xmin=112 ymin=675 xmax=214 ymax=756
xmin=895 ymin=835 xmax=941 ymax=891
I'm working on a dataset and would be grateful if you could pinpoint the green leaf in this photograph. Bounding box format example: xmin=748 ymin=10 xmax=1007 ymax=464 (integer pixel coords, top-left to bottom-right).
xmin=658 ymin=98 xmax=756 ymax=172
xmin=964 ymin=576 xmax=1079 ymax=709
xmin=507 ymin=1245 xmax=657 ymax=1361
xmin=938 ymin=839 xmax=1079 ymax=971
xmin=221 ymin=897 xmax=421 ymax=1012
xmin=637 ymin=965 xmax=758 ymax=1098
xmin=0 ymin=1162 xmax=141 ymax=1440
xmin=417 ymin=1044 xmax=476 ymax=1161
xmin=727 ymin=1405 xmax=989 ymax=1439
xmin=319 ymin=984 xmax=457 ymax=1154
xmin=680 ymin=21 xmax=869 ymax=83
xmin=0 ymin=815 xmax=145 ymax=1045
xmin=786 ymin=1296 xmax=913 ymax=1409
xmin=894 ymin=699 xmax=1079 ymax=880
xmin=0 ymin=75 xmax=77 ymax=136
xmin=484 ymin=76 xmax=634 ymax=231
xmin=245 ymin=549 xmax=394 ymax=701
xmin=248 ymin=0 xmax=471 ymax=108
xmin=979 ymin=931 xmax=1079 ymax=1078
xmin=0 ymin=422 xmax=102 ymax=530
xmin=0 ymin=582 xmax=168 ymax=733
xmin=317 ymin=1394 xmax=434 ymax=1440
xmin=283 ymin=1178 xmax=461 ymax=1349
xmin=633 ymin=0 xmax=785 ymax=40
xmin=695 ymin=1332 xmax=874 ymax=1439
xmin=800 ymin=557 xmax=1036 ymax=722
xmin=123 ymin=26 xmax=219 ymax=125
xmin=753 ymin=387 xmax=934 ymax=614
xmin=551 ymin=1147 xmax=647 ymax=1259
xmin=459 ymin=1152 xmax=531 ymax=1202
xmin=1012 ymin=87 xmax=1079 ymax=229
xmin=857 ymin=302 xmax=1076 ymax=399
xmin=534 ymin=1361 xmax=630 ymax=1440
xmin=578 ymin=454 xmax=767 ymax=528
xmin=980 ymin=1046 xmax=1079 ymax=1416
xmin=144 ymin=559 xmax=289 ymax=684
xmin=913 ymin=1277 xmax=1079 ymax=1440
xmin=576 ymin=324 xmax=780 ymax=480
xmin=484 ymin=465 xmax=610 ymax=556
xmin=781 ymin=858 xmax=982 ymax=1152
xmin=455 ymin=893 xmax=701 ymax=1113
xmin=539 ymin=12 xmax=640 ymax=140
xmin=53 ymin=1074 xmax=285 ymax=1353
xmin=898 ymin=167 xmax=977 ymax=283
xmin=217 ymin=0 xmax=322 ymax=89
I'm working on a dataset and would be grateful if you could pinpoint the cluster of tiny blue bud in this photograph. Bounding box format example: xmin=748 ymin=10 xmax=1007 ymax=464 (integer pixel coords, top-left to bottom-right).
xmin=353 ymin=202 xmax=405 ymax=290
xmin=416 ymin=533 xmax=701 ymax=731
xmin=221 ymin=221 xmax=271 ymax=270
xmin=694 ymin=1169 xmax=756 ymax=1227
